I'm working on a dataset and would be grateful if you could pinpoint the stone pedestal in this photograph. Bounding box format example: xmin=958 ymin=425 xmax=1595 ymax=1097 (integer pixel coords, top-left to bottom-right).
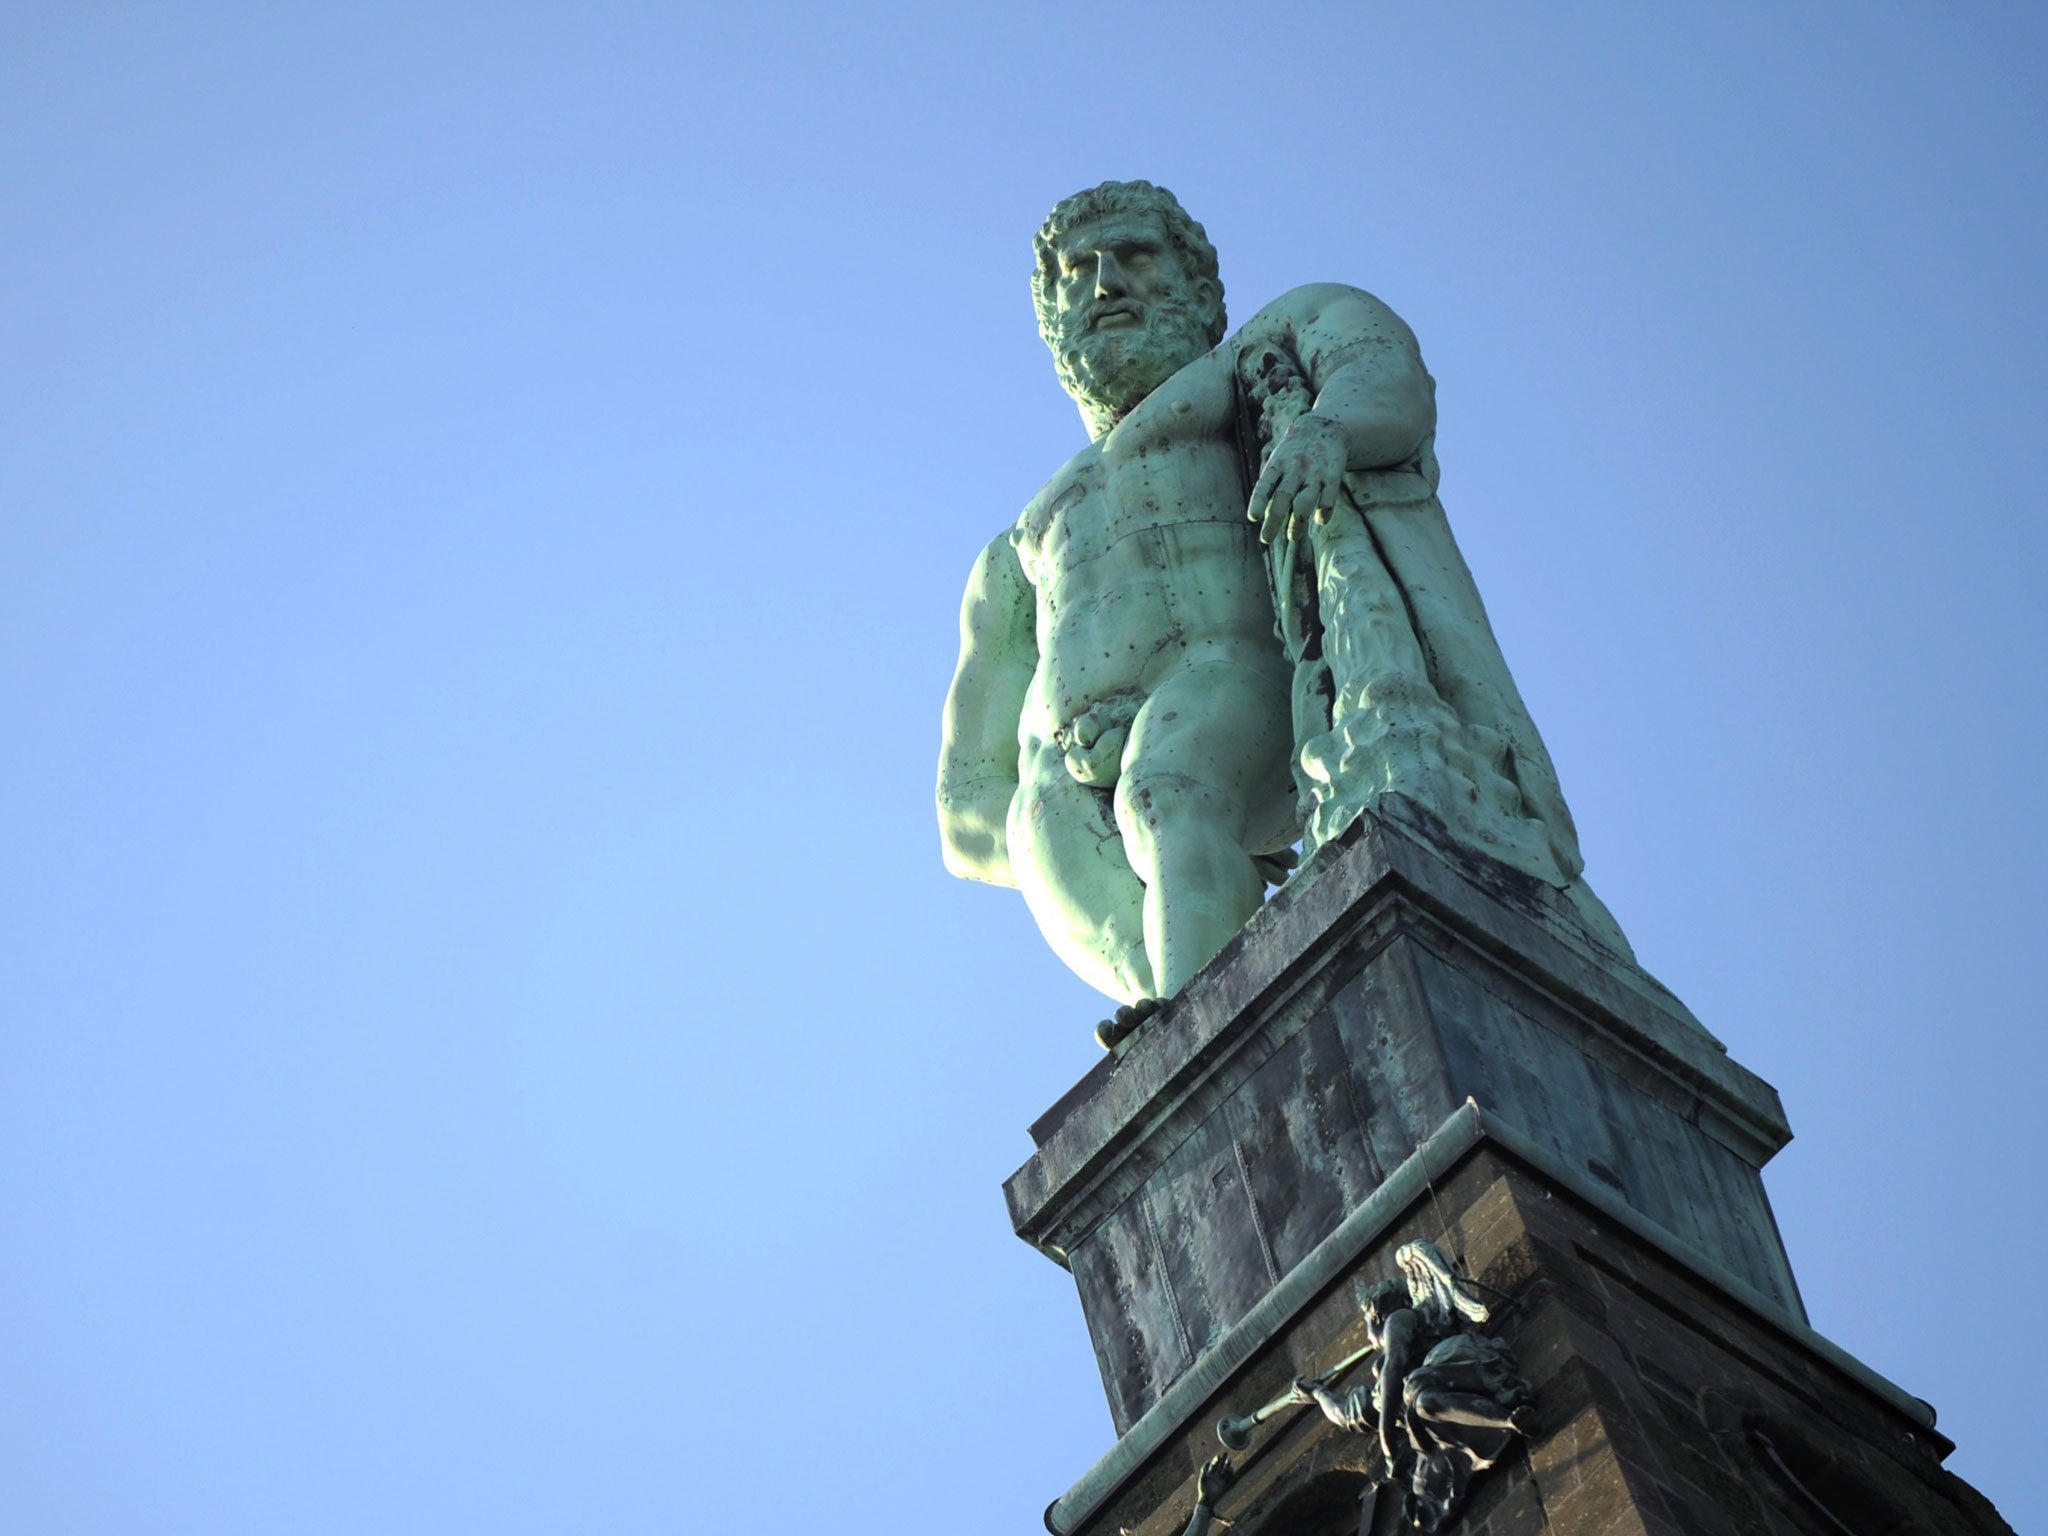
xmin=1008 ymin=804 xmax=2012 ymax=1535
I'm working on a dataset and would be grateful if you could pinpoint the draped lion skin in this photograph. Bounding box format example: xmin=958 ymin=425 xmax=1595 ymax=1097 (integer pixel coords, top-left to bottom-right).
xmin=939 ymin=182 xmax=1624 ymax=1035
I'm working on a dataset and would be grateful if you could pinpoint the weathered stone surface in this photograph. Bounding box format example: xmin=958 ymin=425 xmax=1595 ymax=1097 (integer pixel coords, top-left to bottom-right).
xmin=1008 ymin=803 xmax=1798 ymax=1432
xmin=1046 ymin=1148 xmax=2011 ymax=1536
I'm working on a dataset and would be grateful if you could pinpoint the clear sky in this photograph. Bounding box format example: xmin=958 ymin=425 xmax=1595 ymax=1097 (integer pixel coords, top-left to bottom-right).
xmin=3 ymin=3 xmax=2043 ymax=1531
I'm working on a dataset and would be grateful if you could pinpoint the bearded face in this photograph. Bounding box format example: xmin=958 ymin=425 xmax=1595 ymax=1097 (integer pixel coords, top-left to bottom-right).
xmin=1054 ymin=289 xmax=1217 ymax=423
xmin=1042 ymin=211 xmax=1224 ymax=433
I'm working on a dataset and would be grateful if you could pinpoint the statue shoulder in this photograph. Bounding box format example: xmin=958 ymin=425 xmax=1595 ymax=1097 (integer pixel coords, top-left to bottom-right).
xmin=963 ymin=526 xmax=1029 ymax=612
xmin=1233 ymin=284 xmax=1423 ymax=373
xmin=1012 ymin=437 xmax=1104 ymax=570
xmin=1029 ymin=437 xmax=1103 ymax=505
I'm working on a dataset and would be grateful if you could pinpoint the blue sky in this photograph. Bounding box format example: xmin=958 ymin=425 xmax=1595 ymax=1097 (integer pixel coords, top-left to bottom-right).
xmin=3 ymin=3 xmax=2043 ymax=1531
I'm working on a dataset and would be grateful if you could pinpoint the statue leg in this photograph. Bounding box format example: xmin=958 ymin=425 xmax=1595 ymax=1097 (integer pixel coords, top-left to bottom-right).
xmin=1113 ymin=660 xmax=1293 ymax=999
xmin=1008 ymin=745 xmax=1156 ymax=1004
xmin=1407 ymin=1389 xmax=1525 ymax=1433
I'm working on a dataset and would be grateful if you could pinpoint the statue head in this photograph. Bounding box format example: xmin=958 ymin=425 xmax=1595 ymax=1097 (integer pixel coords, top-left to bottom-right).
xmin=1362 ymin=1279 xmax=1409 ymax=1332
xmin=1033 ymin=180 xmax=1227 ymax=435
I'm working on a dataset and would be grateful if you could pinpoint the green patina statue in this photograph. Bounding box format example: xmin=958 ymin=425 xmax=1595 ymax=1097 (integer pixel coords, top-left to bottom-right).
xmin=939 ymin=181 xmax=1625 ymax=1029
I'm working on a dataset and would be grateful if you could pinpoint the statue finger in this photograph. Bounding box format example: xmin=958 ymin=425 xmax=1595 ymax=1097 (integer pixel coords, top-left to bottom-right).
xmin=1255 ymin=478 xmax=1285 ymax=541
xmin=1262 ymin=491 xmax=1294 ymax=545
xmin=1273 ymin=468 xmax=1312 ymax=536
xmin=1248 ymin=461 xmax=1282 ymax=523
xmin=1290 ymin=483 xmax=1321 ymax=533
xmin=1318 ymin=470 xmax=1355 ymax=523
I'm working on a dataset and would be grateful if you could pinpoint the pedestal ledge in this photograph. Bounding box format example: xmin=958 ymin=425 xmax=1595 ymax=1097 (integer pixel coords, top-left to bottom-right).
xmin=1008 ymin=803 xmax=1804 ymax=1434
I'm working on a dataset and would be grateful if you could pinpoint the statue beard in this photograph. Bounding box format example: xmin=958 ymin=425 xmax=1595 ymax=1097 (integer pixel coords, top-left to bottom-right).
xmin=1056 ymin=295 xmax=1215 ymax=427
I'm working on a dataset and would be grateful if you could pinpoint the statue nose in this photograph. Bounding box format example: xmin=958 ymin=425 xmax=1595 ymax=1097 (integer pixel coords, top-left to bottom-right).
xmin=1094 ymin=249 xmax=1127 ymax=299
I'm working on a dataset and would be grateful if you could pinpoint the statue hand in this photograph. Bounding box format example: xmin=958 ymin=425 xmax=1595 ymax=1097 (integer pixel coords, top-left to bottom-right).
xmin=1249 ymin=412 xmax=1348 ymax=545
xmin=1196 ymin=1454 xmax=1235 ymax=1504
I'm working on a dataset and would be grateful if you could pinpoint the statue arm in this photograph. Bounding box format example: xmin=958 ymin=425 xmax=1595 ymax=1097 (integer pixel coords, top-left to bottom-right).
xmin=936 ymin=532 xmax=1036 ymax=887
xmin=1375 ymin=1310 xmax=1427 ymax=1464
xmin=1290 ymin=283 xmax=1436 ymax=469
xmin=1240 ymin=285 xmax=1436 ymax=539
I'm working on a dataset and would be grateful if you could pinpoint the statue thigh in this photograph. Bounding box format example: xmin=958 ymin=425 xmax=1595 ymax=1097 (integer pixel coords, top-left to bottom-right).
xmin=1112 ymin=657 xmax=1295 ymax=879
xmin=1007 ymin=743 xmax=1155 ymax=1003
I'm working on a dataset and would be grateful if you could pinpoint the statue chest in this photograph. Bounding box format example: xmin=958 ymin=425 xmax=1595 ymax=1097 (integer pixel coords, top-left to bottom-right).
xmin=1015 ymin=353 xmax=1244 ymax=582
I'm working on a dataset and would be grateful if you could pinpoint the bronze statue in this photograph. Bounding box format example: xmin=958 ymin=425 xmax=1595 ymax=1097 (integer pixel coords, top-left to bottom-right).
xmin=1217 ymin=1241 xmax=1535 ymax=1532
xmin=940 ymin=182 xmax=1627 ymax=1041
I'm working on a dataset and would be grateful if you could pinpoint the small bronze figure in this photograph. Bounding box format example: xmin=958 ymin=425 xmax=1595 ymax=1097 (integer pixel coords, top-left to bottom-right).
xmin=1220 ymin=1241 xmax=1534 ymax=1532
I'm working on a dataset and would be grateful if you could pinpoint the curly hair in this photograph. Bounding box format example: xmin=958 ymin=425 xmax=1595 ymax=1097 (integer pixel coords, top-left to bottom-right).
xmin=1031 ymin=180 xmax=1226 ymax=354
xmin=1362 ymin=1279 xmax=1410 ymax=1326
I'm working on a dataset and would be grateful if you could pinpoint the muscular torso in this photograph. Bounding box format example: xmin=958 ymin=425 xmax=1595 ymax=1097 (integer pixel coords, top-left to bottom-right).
xmin=1010 ymin=347 xmax=1284 ymax=740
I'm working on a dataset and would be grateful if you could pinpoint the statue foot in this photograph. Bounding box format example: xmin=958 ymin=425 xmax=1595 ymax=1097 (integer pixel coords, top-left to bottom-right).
xmin=1095 ymin=997 xmax=1162 ymax=1051
xmin=1509 ymin=1403 xmax=1539 ymax=1438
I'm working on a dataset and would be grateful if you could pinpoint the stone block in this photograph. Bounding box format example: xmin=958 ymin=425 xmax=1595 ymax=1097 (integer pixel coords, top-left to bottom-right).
xmin=1039 ymin=1151 xmax=2009 ymax=1536
xmin=1009 ymin=805 xmax=1800 ymax=1430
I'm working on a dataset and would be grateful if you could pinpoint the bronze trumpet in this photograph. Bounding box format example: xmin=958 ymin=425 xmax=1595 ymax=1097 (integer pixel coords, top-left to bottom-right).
xmin=1214 ymin=1339 xmax=1380 ymax=1450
